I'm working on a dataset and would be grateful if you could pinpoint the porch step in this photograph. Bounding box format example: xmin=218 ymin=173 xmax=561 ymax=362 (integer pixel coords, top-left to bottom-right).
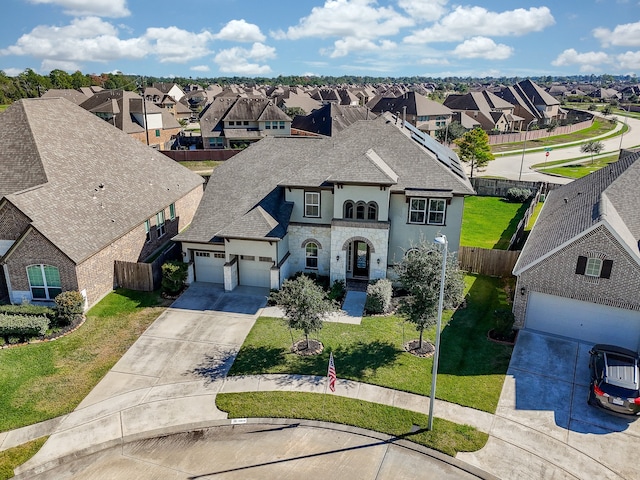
xmin=346 ymin=278 xmax=369 ymax=292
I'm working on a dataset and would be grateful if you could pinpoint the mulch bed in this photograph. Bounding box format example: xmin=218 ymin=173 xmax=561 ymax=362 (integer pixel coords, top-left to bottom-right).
xmin=403 ymin=339 xmax=436 ymax=358
xmin=291 ymin=339 xmax=324 ymax=356
xmin=487 ymin=329 xmax=517 ymax=345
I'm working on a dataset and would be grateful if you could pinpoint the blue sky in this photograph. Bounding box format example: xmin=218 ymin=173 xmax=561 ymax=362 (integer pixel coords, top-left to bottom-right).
xmin=1 ymin=0 xmax=639 ymax=78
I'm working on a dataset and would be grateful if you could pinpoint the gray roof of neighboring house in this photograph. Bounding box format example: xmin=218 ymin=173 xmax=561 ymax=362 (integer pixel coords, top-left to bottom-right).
xmin=514 ymin=152 xmax=640 ymax=274
xmin=41 ymin=88 xmax=91 ymax=105
xmin=444 ymin=91 xmax=514 ymax=113
xmin=291 ymin=103 xmax=377 ymax=136
xmin=0 ymin=98 xmax=204 ymax=264
xmin=176 ymin=114 xmax=474 ymax=244
xmin=370 ymin=91 xmax=452 ymax=117
xmin=222 ymin=97 xmax=290 ymax=122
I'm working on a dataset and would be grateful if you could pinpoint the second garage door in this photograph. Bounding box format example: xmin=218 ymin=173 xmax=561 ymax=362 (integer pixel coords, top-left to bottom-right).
xmin=193 ymin=251 xmax=225 ymax=283
xmin=238 ymin=255 xmax=272 ymax=288
xmin=525 ymin=292 xmax=640 ymax=350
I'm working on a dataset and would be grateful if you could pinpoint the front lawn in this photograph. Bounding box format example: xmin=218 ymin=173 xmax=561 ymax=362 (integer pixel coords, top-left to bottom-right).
xmin=216 ymin=392 xmax=488 ymax=456
xmin=0 ymin=438 xmax=46 ymax=480
xmin=537 ymin=155 xmax=618 ymax=179
xmin=0 ymin=290 xmax=170 ymax=432
xmin=229 ymin=274 xmax=512 ymax=413
xmin=461 ymin=196 xmax=528 ymax=249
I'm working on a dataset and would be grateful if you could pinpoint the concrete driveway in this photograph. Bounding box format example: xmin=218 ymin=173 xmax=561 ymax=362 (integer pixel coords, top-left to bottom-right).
xmin=458 ymin=330 xmax=640 ymax=480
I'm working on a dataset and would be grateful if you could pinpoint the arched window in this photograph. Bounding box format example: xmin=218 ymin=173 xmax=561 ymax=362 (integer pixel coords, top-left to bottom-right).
xmin=367 ymin=202 xmax=378 ymax=220
xmin=356 ymin=202 xmax=366 ymax=220
xmin=306 ymin=242 xmax=318 ymax=269
xmin=343 ymin=201 xmax=354 ymax=219
xmin=26 ymin=265 xmax=62 ymax=300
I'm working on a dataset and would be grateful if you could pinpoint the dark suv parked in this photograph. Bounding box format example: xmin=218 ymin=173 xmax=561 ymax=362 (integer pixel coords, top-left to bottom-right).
xmin=588 ymin=344 xmax=640 ymax=416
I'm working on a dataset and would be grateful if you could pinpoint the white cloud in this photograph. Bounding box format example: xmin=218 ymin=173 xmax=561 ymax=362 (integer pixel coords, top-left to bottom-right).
xmin=41 ymin=58 xmax=82 ymax=72
xmin=616 ymin=50 xmax=640 ymax=69
xmin=2 ymin=68 xmax=25 ymax=76
xmin=215 ymin=19 xmax=265 ymax=43
xmin=452 ymin=37 xmax=513 ymax=60
xmin=404 ymin=6 xmax=555 ymax=44
xmin=214 ymin=42 xmax=276 ymax=75
xmin=274 ymin=0 xmax=413 ymax=41
xmin=143 ymin=27 xmax=213 ymax=63
xmin=398 ymin=0 xmax=448 ymax=22
xmin=190 ymin=65 xmax=210 ymax=72
xmin=593 ymin=21 xmax=640 ymax=47
xmin=28 ymin=0 xmax=130 ymax=18
xmin=0 ymin=17 xmax=147 ymax=63
xmin=551 ymin=48 xmax=610 ymax=72
xmin=417 ymin=57 xmax=450 ymax=66
xmin=326 ymin=37 xmax=397 ymax=58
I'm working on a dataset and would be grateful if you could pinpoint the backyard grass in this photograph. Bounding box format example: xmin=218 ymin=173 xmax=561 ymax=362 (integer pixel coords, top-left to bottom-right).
xmin=0 ymin=437 xmax=47 ymax=480
xmin=0 ymin=105 xmax=9 ymax=113
xmin=460 ymin=196 xmax=528 ymax=249
xmin=178 ymin=160 xmax=223 ymax=173
xmin=229 ymin=274 xmax=513 ymax=413
xmin=537 ymin=154 xmax=618 ymax=179
xmin=216 ymin=392 xmax=488 ymax=456
xmin=0 ymin=289 xmax=170 ymax=432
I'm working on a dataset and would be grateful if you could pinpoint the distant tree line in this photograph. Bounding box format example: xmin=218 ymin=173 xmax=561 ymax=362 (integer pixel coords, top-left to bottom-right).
xmin=0 ymin=68 xmax=637 ymax=105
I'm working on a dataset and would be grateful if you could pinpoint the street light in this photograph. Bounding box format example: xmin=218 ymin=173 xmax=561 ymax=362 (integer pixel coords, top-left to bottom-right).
xmin=518 ymin=119 xmax=537 ymax=181
xmin=428 ymin=234 xmax=447 ymax=431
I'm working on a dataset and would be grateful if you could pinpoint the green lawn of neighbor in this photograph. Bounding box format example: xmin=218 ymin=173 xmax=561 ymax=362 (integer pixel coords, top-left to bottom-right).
xmin=461 ymin=196 xmax=528 ymax=249
xmin=0 ymin=437 xmax=47 ymax=480
xmin=229 ymin=274 xmax=513 ymax=414
xmin=0 ymin=290 xmax=170 ymax=432
xmin=537 ymin=155 xmax=618 ymax=179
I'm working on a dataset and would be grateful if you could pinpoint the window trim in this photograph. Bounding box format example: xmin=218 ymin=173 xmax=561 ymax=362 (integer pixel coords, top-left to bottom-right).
xmin=408 ymin=197 xmax=446 ymax=225
xmin=408 ymin=198 xmax=427 ymax=224
xmin=304 ymin=191 xmax=321 ymax=218
xmin=156 ymin=210 xmax=166 ymax=238
xmin=585 ymin=257 xmax=602 ymax=277
xmin=305 ymin=242 xmax=319 ymax=269
xmin=26 ymin=264 xmax=62 ymax=300
xmin=427 ymin=198 xmax=446 ymax=225
xmin=169 ymin=203 xmax=176 ymax=221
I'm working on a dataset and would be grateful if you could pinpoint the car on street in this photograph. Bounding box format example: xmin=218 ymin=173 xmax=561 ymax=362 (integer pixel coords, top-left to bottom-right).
xmin=588 ymin=344 xmax=640 ymax=416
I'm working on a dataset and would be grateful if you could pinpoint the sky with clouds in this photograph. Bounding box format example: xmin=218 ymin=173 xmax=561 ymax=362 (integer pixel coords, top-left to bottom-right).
xmin=1 ymin=0 xmax=639 ymax=78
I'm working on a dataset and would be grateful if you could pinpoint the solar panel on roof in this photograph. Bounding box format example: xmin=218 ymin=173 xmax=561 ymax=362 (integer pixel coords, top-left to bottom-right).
xmin=404 ymin=121 xmax=466 ymax=179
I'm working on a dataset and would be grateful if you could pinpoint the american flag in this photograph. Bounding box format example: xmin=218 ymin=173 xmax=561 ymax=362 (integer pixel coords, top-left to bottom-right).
xmin=327 ymin=352 xmax=336 ymax=392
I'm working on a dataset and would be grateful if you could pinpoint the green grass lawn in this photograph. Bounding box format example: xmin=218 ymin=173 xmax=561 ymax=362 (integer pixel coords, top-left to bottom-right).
xmin=0 ymin=290 xmax=170 ymax=432
xmin=0 ymin=105 xmax=9 ymax=113
xmin=177 ymin=160 xmax=223 ymax=174
xmin=537 ymin=155 xmax=618 ymax=179
xmin=229 ymin=274 xmax=512 ymax=413
xmin=461 ymin=196 xmax=528 ymax=249
xmin=216 ymin=392 xmax=488 ymax=456
xmin=0 ymin=437 xmax=47 ymax=480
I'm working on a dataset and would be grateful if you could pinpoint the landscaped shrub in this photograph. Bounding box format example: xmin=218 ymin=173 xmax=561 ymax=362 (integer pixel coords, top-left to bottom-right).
xmin=365 ymin=278 xmax=393 ymax=314
xmin=493 ymin=308 xmax=515 ymax=337
xmin=0 ymin=314 xmax=49 ymax=342
xmin=0 ymin=303 xmax=55 ymax=321
xmin=328 ymin=279 xmax=346 ymax=302
xmin=161 ymin=260 xmax=188 ymax=295
xmin=54 ymin=290 xmax=84 ymax=327
xmin=505 ymin=187 xmax=532 ymax=203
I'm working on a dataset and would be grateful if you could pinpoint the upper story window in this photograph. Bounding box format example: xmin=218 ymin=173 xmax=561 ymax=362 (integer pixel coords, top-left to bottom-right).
xmin=27 ymin=264 xmax=62 ymax=300
xmin=144 ymin=219 xmax=151 ymax=242
xmin=344 ymin=201 xmax=354 ymax=219
xmin=576 ymin=255 xmax=612 ymax=279
xmin=169 ymin=203 xmax=176 ymax=221
xmin=156 ymin=210 xmax=166 ymax=237
xmin=367 ymin=202 xmax=378 ymax=220
xmin=408 ymin=198 xmax=446 ymax=225
xmin=305 ymin=191 xmax=320 ymax=217
xmin=265 ymin=121 xmax=286 ymax=130
xmin=343 ymin=200 xmax=378 ymax=221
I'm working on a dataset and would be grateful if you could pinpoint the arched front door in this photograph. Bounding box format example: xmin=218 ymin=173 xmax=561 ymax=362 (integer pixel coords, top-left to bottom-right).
xmin=353 ymin=240 xmax=369 ymax=278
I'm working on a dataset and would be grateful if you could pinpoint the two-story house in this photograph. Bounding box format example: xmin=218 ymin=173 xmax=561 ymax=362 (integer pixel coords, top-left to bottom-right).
xmin=444 ymin=91 xmax=524 ymax=132
xmin=174 ymin=113 xmax=474 ymax=291
xmin=199 ymin=97 xmax=292 ymax=149
xmin=494 ymin=79 xmax=565 ymax=126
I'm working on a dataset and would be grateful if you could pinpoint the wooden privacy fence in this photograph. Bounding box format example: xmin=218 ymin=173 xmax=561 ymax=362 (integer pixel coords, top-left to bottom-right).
xmin=114 ymin=244 xmax=181 ymax=291
xmin=458 ymin=246 xmax=520 ymax=277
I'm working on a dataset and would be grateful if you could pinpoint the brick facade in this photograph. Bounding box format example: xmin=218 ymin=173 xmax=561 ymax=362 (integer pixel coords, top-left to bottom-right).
xmin=513 ymin=225 xmax=640 ymax=328
xmin=130 ymin=127 xmax=181 ymax=150
xmin=0 ymin=201 xmax=31 ymax=240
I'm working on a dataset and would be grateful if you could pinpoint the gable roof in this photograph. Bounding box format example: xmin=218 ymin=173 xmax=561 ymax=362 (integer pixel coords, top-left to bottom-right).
xmin=291 ymin=103 xmax=377 ymax=136
xmin=370 ymin=91 xmax=452 ymax=117
xmin=0 ymin=98 xmax=204 ymax=264
xmin=514 ymin=152 xmax=640 ymax=274
xmin=176 ymin=114 xmax=474 ymax=245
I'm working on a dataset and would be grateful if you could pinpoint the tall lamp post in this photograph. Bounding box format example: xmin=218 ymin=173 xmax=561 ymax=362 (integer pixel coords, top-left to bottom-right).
xmin=428 ymin=234 xmax=448 ymax=431
xmin=518 ymin=119 xmax=537 ymax=181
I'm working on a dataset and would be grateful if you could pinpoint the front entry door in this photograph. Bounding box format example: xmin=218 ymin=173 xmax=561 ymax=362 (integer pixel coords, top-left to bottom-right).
xmin=353 ymin=241 xmax=369 ymax=277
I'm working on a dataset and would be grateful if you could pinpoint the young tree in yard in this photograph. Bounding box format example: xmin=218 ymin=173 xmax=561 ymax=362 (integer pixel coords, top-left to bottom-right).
xmin=394 ymin=239 xmax=465 ymax=354
xmin=269 ymin=275 xmax=338 ymax=353
xmin=455 ymin=128 xmax=494 ymax=179
xmin=580 ymin=140 xmax=605 ymax=164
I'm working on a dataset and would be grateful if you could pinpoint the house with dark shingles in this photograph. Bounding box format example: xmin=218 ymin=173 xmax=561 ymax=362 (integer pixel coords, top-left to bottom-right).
xmin=0 ymin=98 xmax=204 ymax=308
xmin=199 ymin=97 xmax=292 ymax=149
xmin=494 ymin=79 xmax=565 ymax=126
xmin=444 ymin=91 xmax=524 ymax=132
xmin=369 ymin=91 xmax=453 ymax=137
xmin=513 ymin=151 xmax=640 ymax=350
xmin=291 ymin=103 xmax=377 ymax=137
xmin=174 ymin=113 xmax=474 ymax=291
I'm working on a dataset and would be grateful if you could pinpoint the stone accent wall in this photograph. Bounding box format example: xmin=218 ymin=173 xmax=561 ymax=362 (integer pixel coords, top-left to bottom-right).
xmin=331 ymin=223 xmax=390 ymax=283
xmin=0 ymin=202 xmax=31 ymax=240
xmin=287 ymin=224 xmax=332 ymax=277
xmin=513 ymin=225 xmax=640 ymax=328
xmin=5 ymin=229 xmax=78 ymax=303
xmin=224 ymin=257 xmax=238 ymax=291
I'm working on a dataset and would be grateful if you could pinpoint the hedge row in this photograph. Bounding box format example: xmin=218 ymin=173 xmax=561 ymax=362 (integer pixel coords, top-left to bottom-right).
xmin=0 ymin=304 xmax=55 ymax=320
xmin=0 ymin=314 xmax=50 ymax=340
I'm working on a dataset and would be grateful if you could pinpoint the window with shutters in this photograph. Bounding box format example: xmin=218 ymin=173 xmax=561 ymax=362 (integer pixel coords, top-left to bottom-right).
xmin=575 ymin=255 xmax=612 ymax=279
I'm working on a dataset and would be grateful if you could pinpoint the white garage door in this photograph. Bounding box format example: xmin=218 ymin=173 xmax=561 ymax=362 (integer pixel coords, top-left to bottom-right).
xmin=193 ymin=251 xmax=225 ymax=283
xmin=525 ymin=292 xmax=640 ymax=350
xmin=238 ymin=255 xmax=272 ymax=288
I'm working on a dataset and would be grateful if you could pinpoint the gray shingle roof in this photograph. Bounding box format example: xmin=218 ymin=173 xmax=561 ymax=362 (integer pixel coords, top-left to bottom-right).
xmin=1 ymin=98 xmax=204 ymax=264
xmin=291 ymin=103 xmax=377 ymax=136
xmin=176 ymin=114 xmax=474 ymax=244
xmin=514 ymin=152 xmax=640 ymax=273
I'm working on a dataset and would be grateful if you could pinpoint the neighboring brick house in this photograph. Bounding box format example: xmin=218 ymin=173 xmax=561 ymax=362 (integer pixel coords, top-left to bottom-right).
xmin=443 ymin=91 xmax=524 ymax=132
xmin=513 ymin=151 xmax=640 ymax=350
xmin=0 ymin=98 xmax=204 ymax=308
xmin=175 ymin=113 xmax=474 ymax=292
xmin=369 ymin=91 xmax=453 ymax=136
xmin=199 ymin=97 xmax=292 ymax=149
xmin=494 ymin=79 xmax=566 ymax=126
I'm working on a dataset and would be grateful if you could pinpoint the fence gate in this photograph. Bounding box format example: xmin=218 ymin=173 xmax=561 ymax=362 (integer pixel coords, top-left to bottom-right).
xmin=114 ymin=260 xmax=154 ymax=291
